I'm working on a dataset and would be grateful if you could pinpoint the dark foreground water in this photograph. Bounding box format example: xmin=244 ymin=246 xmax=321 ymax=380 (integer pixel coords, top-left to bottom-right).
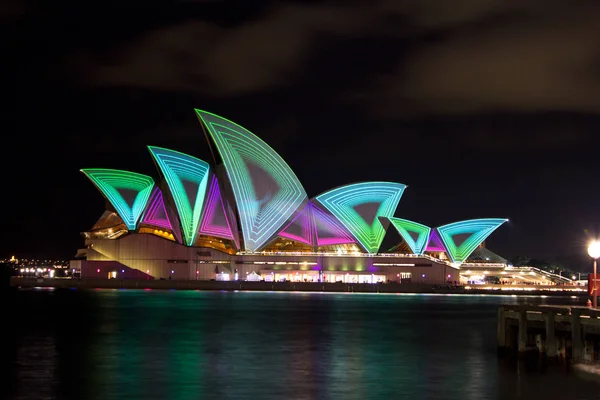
xmin=4 ymin=288 xmax=600 ymax=400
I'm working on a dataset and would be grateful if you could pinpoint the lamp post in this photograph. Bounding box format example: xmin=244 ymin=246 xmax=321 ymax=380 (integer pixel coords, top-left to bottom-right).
xmin=587 ymin=241 xmax=600 ymax=309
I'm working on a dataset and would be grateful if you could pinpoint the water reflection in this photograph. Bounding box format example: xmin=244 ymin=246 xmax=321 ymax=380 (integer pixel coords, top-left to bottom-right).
xmin=6 ymin=289 xmax=600 ymax=400
xmin=15 ymin=335 xmax=57 ymax=399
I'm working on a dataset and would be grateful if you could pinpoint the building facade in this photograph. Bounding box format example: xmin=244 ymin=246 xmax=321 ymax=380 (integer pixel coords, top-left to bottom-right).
xmin=74 ymin=110 xmax=508 ymax=285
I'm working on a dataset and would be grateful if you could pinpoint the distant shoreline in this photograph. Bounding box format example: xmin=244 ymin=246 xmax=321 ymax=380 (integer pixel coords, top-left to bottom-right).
xmin=9 ymin=277 xmax=588 ymax=297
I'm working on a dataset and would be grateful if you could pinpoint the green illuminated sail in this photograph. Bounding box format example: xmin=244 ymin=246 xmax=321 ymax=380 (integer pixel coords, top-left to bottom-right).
xmin=81 ymin=168 xmax=154 ymax=230
xmin=315 ymin=182 xmax=406 ymax=253
xmin=437 ymin=218 xmax=508 ymax=264
xmin=196 ymin=109 xmax=307 ymax=252
xmin=387 ymin=217 xmax=431 ymax=255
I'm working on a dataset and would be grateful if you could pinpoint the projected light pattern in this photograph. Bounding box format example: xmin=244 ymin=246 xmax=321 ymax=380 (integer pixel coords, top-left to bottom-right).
xmin=312 ymin=203 xmax=356 ymax=246
xmin=199 ymin=176 xmax=235 ymax=241
xmin=141 ymin=187 xmax=173 ymax=231
xmin=279 ymin=203 xmax=315 ymax=245
xmin=148 ymin=146 xmax=210 ymax=246
xmin=437 ymin=218 xmax=508 ymax=264
xmin=388 ymin=217 xmax=431 ymax=255
xmin=196 ymin=110 xmax=307 ymax=252
xmin=315 ymin=182 xmax=406 ymax=253
xmin=425 ymin=229 xmax=446 ymax=252
xmin=81 ymin=169 xmax=154 ymax=230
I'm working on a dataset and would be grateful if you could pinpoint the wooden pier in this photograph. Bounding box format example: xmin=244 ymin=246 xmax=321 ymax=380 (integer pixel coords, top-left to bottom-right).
xmin=497 ymin=305 xmax=600 ymax=364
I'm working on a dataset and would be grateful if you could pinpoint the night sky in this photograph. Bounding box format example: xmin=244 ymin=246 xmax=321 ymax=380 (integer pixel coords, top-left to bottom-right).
xmin=3 ymin=0 xmax=600 ymax=269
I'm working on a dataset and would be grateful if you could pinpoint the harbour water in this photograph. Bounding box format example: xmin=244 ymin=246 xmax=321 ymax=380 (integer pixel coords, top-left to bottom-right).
xmin=5 ymin=288 xmax=600 ymax=399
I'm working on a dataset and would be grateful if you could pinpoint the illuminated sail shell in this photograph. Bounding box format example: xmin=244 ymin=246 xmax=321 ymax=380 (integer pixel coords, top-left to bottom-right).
xmin=437 ymin=218 xmax=508 ymax=264
xmin=81 ymin=168 xmax=154 ymax=231
xmin=315 ymin=182 xmax=406 ymax=253
xmin=148 ymin=146 xmax=210 ymax=246
xmin=196 ymin=110 xmax=307 ymax=252
xmin=387 ymin=217 xmax=431 ymax=255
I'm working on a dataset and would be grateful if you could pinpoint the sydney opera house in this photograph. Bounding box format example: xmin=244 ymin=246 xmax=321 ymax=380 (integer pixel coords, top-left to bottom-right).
xmin=73 ymin=110 xmax=508 ymax=284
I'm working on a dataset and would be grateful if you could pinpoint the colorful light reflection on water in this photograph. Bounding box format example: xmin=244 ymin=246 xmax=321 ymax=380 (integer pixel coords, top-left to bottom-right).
xmin=5 ymin=289 xmax=600 ymax=400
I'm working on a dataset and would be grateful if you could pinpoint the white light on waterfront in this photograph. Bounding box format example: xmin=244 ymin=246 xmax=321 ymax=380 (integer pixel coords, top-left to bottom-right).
xmin=588 ymin=241 xmax=600 ymax=259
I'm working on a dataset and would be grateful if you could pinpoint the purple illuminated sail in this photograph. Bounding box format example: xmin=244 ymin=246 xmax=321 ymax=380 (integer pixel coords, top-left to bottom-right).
xmin=198 ymin=176 xmax=235 ymax=242
xmin=142 ymin=187 xmax=174 ymax=230
xmin=425 ymin=229 xmax=446 ymax=252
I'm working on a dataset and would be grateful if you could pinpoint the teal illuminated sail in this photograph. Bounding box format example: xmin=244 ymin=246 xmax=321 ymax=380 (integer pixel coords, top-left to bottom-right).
xmin=148 ymin=146 xmax=210 ymax=246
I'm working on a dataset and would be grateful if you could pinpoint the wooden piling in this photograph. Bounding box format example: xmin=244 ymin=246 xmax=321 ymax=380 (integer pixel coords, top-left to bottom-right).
xmin=518 ymin=309 xmax=529 ymax=353
xmin=571 ymin=308 xmax=583 ymax=363
xmin=545 ymin=311 xmax=557 ymax=358
xmin=497 ymin=307 xmax=506 ymax=349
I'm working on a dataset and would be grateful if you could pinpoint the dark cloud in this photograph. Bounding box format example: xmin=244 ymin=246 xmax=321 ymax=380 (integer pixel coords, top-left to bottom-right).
xmin=70 ymin=0 xmax=600 ymax=120
xmin=378 ymin=0 xmax=521 ymax=28
xmin=76 ymin=3 xmax=364 ymax=95
xmin=375 ymin=1 xmax=600 ymax=115
xmin=72 ymin=0 xmax=519 ymax=96
xmin=0 ymin=0 xmax=26 ymax=20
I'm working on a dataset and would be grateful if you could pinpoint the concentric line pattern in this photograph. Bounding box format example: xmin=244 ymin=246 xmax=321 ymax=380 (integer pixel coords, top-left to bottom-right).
xmin=198 ymin=175 xmax=235 ymax=241
xmin=315 ymin=182 xmax=406 ymax=253
xmin=312 ymin=203 xmax=355 ymax=246
xmin=388 ymin=217 xmax=431 ymax=255
xmin=141 ymin=187 xmax=174 ymax=231
xmin=196 ymin=109 xmax=307 ymax=252
xmin=81 ymin=169 xmax=154 ymax=231
xmin=425 ymin=229 xmax=446 ymax=252
xmin=437 ymin=218 xmax=508 ymax=264
xmin=279 ymin=203 xmax=315 ymax=246
xmin=148 ymin=146 xmax=210 ymax=246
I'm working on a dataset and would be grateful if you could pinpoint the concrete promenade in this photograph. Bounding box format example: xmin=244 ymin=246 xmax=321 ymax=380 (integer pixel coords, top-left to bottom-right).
xmin=9 ymin=277 xmax=589 ymax=296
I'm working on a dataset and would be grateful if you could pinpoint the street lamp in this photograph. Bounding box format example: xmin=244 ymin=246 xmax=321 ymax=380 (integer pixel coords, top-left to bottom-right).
xmin=587 ymin=240 xmax=600 ymax=308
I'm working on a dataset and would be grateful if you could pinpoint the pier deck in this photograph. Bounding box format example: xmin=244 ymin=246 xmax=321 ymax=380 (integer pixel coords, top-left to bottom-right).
xmin=498 ymin=305 xmax=600 ymax=364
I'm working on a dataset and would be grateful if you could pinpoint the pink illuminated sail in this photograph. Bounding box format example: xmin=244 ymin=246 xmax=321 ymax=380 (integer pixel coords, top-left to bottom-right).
xmin=312 ymin=204 xmax=355 ymax=246
xmin=279 ymin=203 xmax=315 ymax=245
